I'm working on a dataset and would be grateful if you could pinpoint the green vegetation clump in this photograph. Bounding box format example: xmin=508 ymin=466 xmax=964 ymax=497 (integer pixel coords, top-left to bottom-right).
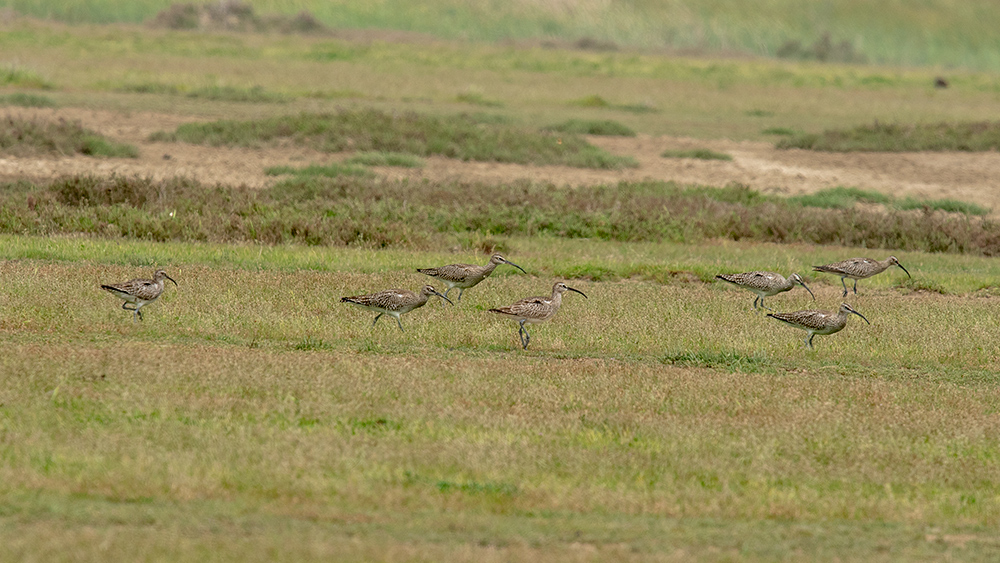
xmin=570 ymin=95 xmax=657 ymax=114
xmin=761 ymin=127 xmax=796 ymax=136
xmin=455 ymin=93 xmax=502 ymax=107
xmin=0 ymin=116 xmax=138 ymax=158
xmin=778 ymin=121 xmax=1000 ymax=152
xmin=2 ymin=174 xmax=997 ymax=254
xmin=0 ymin=93 xmax=56 ymax=108
xmin=0 ymin=64 xmax=53 ymax=89
xmin=543 ymin=119 xmax=636 ymax=137
xmin=186 ymin=85 xmax=290 ymax=103
xmin=343 ymin=151 xmax=425 ymax=168
xmin=791 ymin=187 xmax=990 ymax=216
xmin=117 ymin=82 xmax=182 ymax=95
xmin=661 ymin=148 xmax=733 ymax=161
xmin=150 ymin=109 xmax=637 ymax=169
xmin=788 ymin=187 xmax=891 ymax=209
xmin=265 ymin=163 xmax=375 ymax=178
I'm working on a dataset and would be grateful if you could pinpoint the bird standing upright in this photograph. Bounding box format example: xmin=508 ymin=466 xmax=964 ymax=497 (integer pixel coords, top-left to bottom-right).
xmin=489 ymin=281 xmax=587 ymax=349
xmin=813 ymin=256 xmax=910 ymax=297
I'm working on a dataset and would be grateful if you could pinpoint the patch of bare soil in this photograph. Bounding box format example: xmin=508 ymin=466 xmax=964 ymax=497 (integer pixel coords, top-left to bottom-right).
xmin=3 ymin=107 xmax=1000 ymax=215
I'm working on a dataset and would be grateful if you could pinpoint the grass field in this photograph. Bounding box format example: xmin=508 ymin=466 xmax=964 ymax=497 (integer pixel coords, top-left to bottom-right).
xmin=3 ymin=6 xmax=1000 ymax=561
xmin=4 ymin=19 xmax=1000 ymax=141
xmin=1 ymin=235 xmax=1000 ymax=561
xmin=5 ymin=0 xmax=1000 ymax=71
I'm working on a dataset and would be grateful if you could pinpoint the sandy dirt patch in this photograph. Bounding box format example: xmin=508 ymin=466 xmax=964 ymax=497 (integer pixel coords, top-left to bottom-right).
xmin=2 ymin=107 xmax=999 ymax=214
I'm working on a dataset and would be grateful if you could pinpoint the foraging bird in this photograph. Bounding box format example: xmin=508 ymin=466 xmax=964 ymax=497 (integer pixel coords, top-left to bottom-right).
xmin=417 ymin=253 xmax=527 ymax=303
xmin=767 ymin=302 xmax=870 ymax=349
xmin=715 ymin=271 xmax=815 ymax=311
xmin=341 ymin=285 xmax=452 ymax=331
xmin=101 ymin=269 xmax=177 ymax=323
xmin=813 ymin=256 xmax=911 ymax=297
xmin=489 ymin=281 xmax=587 ymax=349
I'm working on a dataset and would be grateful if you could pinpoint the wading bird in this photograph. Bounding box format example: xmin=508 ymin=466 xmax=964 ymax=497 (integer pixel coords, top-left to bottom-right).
xmin=767 ymin=302 xmax=870 ymax=349
xmin=489 ymin=282 xmax=587 ymax=349
xmin=813 ymin=256 xmax=910 ymax=297
xmin=101 ymin=269 xmax=177 ymax=322
xmin=417 ymin=253 xmax=527 ymax=303
xmin=715 ymin=271 xmax=814 ymax=311
xmin=341 ymin=285 xmax=452 ymax=331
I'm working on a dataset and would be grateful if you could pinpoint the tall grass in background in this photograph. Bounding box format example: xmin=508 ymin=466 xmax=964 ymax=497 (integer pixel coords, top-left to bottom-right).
xmin=4 ymin=0 xmax=1000 ymax=70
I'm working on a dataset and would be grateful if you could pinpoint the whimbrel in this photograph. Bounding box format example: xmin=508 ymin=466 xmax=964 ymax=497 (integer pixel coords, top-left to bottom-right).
xmin=813 ymin=256 xmax=910 ymax=297
xmin=101 ymin=269 xmax=177 ymax=322
xmin=767 ymin=302 xmax=870 ymax=348
xmin=488 ymin=281 xmax=586 ymax=349
xmin=715 ymin=271 xmax=815 ymax=311
xmin=341 ymin=285 xmax=452 ymax=331
xmin=417 ymin=253 xmax=527 ymax=302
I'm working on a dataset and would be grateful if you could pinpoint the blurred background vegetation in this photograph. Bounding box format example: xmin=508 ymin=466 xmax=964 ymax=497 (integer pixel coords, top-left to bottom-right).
xmin=2 ymin=0 xmax=1000 ymax=70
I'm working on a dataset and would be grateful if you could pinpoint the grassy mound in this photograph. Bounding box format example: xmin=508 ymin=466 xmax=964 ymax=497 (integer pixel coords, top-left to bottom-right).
xmin=0 ymin=93 xmax=57 ymax=108
xmin=543 ymin=119 xmax=637 ymax=137
xmin=778 ymin=121 xmax=1000 ymax=152
xmin=1 ymin=175 xmax=997 ymax=254
xmin=661 ymin=148 xmax=733 ymax=161
xmin=149 ymin=109 xmax=636 ymax=169
xmin=0 ymin=116 xmax=138 ymax=158
xmin=790 ymin=187 xmax=990 ymax=216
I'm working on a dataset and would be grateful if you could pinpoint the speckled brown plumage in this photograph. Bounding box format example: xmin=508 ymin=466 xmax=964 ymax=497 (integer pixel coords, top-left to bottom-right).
xmin=767 ymin=302 xmax=870 ymax=348
xmin=813 ymin=256 xmax=911 ymax=297
xmin=341 ymin=285 xmax=452 ymax=331
xmin=489 ymin=282 xmax=587 ymax=349
xmin=101 ymin=269 xmax=177 ymax=322
xmin=715 ymin=271 xmax=814 ymax=311
xmin=417 ymin=253 xmax=526 ymax=302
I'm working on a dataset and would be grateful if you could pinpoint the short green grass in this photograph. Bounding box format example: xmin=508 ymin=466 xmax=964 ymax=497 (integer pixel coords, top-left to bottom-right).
xmin=0 ymin=234 xmax=999 ymax=560
xmin=7 ymin=20 xmax=1000 ymax=142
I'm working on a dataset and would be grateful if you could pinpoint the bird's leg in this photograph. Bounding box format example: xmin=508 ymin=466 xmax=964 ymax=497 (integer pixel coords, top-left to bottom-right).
xmin=394 ymin=315 xmax=404 ymax=332
xmin=121 ymin=302 xmax=136 ymax=311
xmin=841 ymin=277 xmax=849 ymax=298
xmin=760 ymin=296 xmax=773 ymax=311
xmin=518 ymin=319 xmax=530 ymax=349
xmin=371 ymin=313 xmax=383 ymax=327
xmin=807 ymin=333 xmax=815 ymax=349
xmin=456 ymin=288 xmax=464 ymax=303
xmin=852 ymin=280 xmax=858 ymax=295
xmin=442 ymin=287 xmax=453 ymax=305
xmin=752 ymin=296 xmax=759 ymax=311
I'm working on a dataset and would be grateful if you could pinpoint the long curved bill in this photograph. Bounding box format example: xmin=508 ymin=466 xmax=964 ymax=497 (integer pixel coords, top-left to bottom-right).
xmin=567 ymin=287 xmax=588 ymax=299
xmin=896 ymin=262 xmax=911 ymax=278
xmin=166 ymin=275 xmax=178 ymax=286
xmin=434 ymin=291 xmax=455 ymax=305
xmin=798 ymin=280 xmax=816 ymax=300
xmin=502 ymin=258 xmax=528 ymax=275
xmin=848 ymin=308 xmax=870 ymax=325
